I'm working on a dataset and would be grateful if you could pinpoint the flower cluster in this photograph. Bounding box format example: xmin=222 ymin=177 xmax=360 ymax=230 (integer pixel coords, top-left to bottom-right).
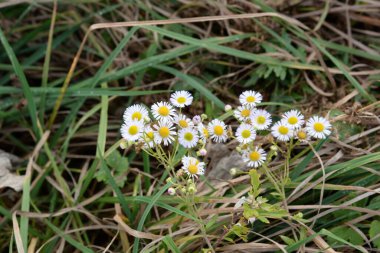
xmin=120 ymin=90 xmax=332 ymax=184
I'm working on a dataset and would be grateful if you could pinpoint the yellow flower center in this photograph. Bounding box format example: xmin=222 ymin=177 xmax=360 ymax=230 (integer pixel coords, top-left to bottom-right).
xmin=241 ymin=109 xmax=251 ymax=118
xmin=241 ymin=129 xmax=251 ymax=139
xmin=278 ymin=126 xmax=289 ymax=135
xmin=249 ymin=151 xmax=260 ymax=161
xmin=131 ymin=111 xmax=142 ymax=121
xmin=297 ymin=131 xmax=307 ymax=140
xmin=158 ymin=106 xmax=169 ymax=116
xmin=246 ymin=96 xmax=255 ymax=103
xmin=184 ymin=132 xmax=193 ymax=141
xmin=288 ymin=116 xmax=298 ymax=125
xmin=178 ymin=119 xmax=188 ymax=128
xmin=128 ymin=125 xmax=139 ymax=135
xmin=257 ymin=115 xmax=266 ymax=125
xmin=203 ymin=128 xmax=209 ymax=138
xmin=159 ymin=126 xmax=170 ymax=137
xmin=146 ymin=131 xmax=154 ymax=140
xmin=214 ymin=125 xmax=224 ymax=136
xmin=177 ymin=97 xmax=186 ymax=104
xmin=188 ymin=164 xmax=198 ymax=174
xmin=314 ymin=122 xmax=324 ymax=132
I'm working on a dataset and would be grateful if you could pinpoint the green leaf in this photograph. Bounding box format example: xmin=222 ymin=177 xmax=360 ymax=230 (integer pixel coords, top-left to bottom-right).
xmin=249 ymin=169 xmax=261 ymax=198
xmin=326 ymin=226 xmax=364 ymax=246
xmin=280 ymin=235 xmax=296 ymax=246
xmin=370 ymin=220 xmax=380 ymax=249
xmin=95 ymin=149 xmax=129 ymax=187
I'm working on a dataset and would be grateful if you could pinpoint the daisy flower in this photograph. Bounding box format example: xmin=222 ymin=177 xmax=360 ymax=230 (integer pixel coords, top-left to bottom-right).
xmin=120 ymin=120 xmax=144 ymax=142
xmin=197 ymin=123 xmax=209 ymax=142
xmin=235 ymin=123 xmax=256 ymax=144
xmin=140 ymin=125 xmax=155 ymax=148
xmin=170 ymin=90 xmax=193 ymax=108
xmin=123 ymin=104 xmax=149 ymax=122
xmin=153 ymin=119 xmax=176 ymax=146
xmin=239 ymin=90 xmax=262 ymax=107
xmin=151 ymin=101 xmax=176 ymax=121
xmin=243 ymin=147 xmax=267 ymax=168
xmin=174 ymin=114 xmax=194 ymax=129
xmin=271 ymin=120 xmax=293 ymax=142
xmin=306 ymin=116 xmax=332 ymax=139
xmin=207 ymin=119 xmax=228 ymax=143
xmin=181 ymin=156 xmax=205 ymax=178
xmin=282 ymin=110 xmax=304 ymax=129
xmin=251 ymin=109 xmax=272 ymax=130
xmin=178 ymin=127 xmax=199 ymax=148
xmin=234 ymin=105 xmax=255 ymax=122
xmin=294 ymin=129 xmax=310 ymax=142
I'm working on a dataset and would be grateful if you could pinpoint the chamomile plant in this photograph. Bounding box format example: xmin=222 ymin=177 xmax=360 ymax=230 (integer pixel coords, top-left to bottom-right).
xmin=116 ymin=89 xmax=332 ymax=244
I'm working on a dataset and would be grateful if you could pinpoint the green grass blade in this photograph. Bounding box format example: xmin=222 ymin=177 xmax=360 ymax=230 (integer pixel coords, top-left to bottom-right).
xmin=99 ymin=156 xmax=132 ymax=218
xmin=0 ymin=27 xmax=40 ymax=139
xmin=44 ymin=220 xmax=94 ymax=253
xmin=162 ymin=236 xmax=181 ymax=253
xmin=133 ymin=182 xmax=172 ymax=253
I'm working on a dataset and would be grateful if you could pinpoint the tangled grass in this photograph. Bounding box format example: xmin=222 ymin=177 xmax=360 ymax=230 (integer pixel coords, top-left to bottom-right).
xmin=0 ymin=1 xmax=379 ymax=252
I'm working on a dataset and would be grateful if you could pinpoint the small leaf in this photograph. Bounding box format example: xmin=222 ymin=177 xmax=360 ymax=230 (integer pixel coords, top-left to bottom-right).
xmin=326 ymin=226 xmax=364 ymax=246
xmin=249 ymin=169 xmax=260 ymax=197
xmin=369 ymin=220 xmax=380 ymax=249
xmin=280 ymin=235 xmax=296 ymax=246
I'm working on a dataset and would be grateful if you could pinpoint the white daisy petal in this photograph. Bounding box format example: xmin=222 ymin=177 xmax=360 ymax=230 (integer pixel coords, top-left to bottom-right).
xmin=235 ymin=123 xmax=256 ymax=144
xmin=271 ymin=120 xmax=293 ymax=142
xmin=306 ymin=116 xmax=332 ymax=139
xmin=234 ymin=105 xmax=255 ymax=122
xmin=170 ymin=90 xmax=193 ymax=108
xmin=207 ymin=119 xmax=228 ymax=143
xmin=181 ymin=156 xmax=205 ymax=178
xmin=120 ymin=120 xmax=144 ymax=142
xmin=123 ymin=104 xmax=149 ymax=122
xmin=251 ymin=109 xmax=272 ymax=130
xmin=151 ymin=101 xmax=176 ymax=121
xmin=178 ymin=127 xmax=199 ymax=148
xmin=153 ymin=119 xmax=176 ymax=146
xmin=282 ymin=110 xmax=304 ymax=129
xmin=243 ymin=147 xmax=267 ymax=168
xmin=239 ymin=90 xmax=262 ymax=107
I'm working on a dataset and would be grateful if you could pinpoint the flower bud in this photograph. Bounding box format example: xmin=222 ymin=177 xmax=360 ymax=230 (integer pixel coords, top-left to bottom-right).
xmin=176 ymin=169 xmax=184 ymax=177
xmin=230 ymin=168 xmax=237 ymax=176
xmin=198 ymin=148 xmax=207 ymax=156
xmin=119 ymin=139 xmax=128 ymax=149
xmin=180 ymin=187 xmax=187 ymax=194
xmin=188 ymin=185 xmax=196 ymax=193
xmin=144 ymin=116 xmax=151 ymax=123
xmin=166 ymin=177 xmax=173 ymax=183
xmin=224 ymin=104 xmax=232 ymax=112
xmin=201 ymin=114 xmax=208 ymax=120
xmin=236 ymin=146 xmax=242 ymax=152
xmin=270 ymin=145 xmax=278 ymax=151
xmin=248 ymin=217 xmax=256 ymax=224
xmin=192 ymin=115 xmax=201 ymax=125
xmin=167 ymin=187 xmax=176 ymax=195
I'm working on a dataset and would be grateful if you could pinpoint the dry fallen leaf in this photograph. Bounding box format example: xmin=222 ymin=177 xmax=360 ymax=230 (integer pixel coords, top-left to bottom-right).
xmin=206 ymin=143 xmax=247 ymax=182
xmin=0 ymin=150 xmax=24 ymax=192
